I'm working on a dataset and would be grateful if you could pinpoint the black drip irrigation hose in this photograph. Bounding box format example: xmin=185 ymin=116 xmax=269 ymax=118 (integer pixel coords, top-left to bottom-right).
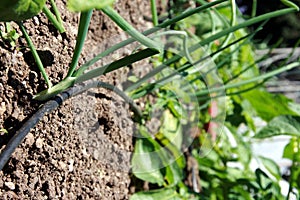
xmin=0 ymin=80 xmax=142 ymax=170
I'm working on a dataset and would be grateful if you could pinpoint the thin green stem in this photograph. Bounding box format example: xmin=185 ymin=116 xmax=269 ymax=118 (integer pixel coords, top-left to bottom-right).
xmin=78 ymin=0 xmax=294 ymax=77
xmin=196 ymin=80 xmax=267 ymax=102
xmin=281 ymin=0 xmax=299 ymax=9
xmin=18 ymin=22 xmax=52 ymax=88
xmin=67 ymin=10 xmax=93 ymax=77
xmin=251 ymin=0 xmax=257 ymax=17
xmin=33 ymin=77 xmax=76 ymax=101
xmin=5 ymin=22 xmax=11 ymax=32
xmin=74 ymin=0 xmax=226 ymax=75
xmin=50 ymin=0 xmax=65 ymax=30
xmin=124 ymin=54 xmax=182 ymax=93
xmin=76 ymin=48 xmax=159 ymax=83
xmin=73 ymin=37 xmax=129 ymax=77
xmin=151 ymin=0 xmax=159 ymax=26
xmin=126 ymin=32 xmax=252 ymax=94
xmin=101 ymin=6 xmax=163 ymax=51
xmin=195 ymin=62 xmax=300 ymax=96
xmin=223 ymin=59 xmax=262 ymax=85
xmin=156 ymin=0 xmax=227 ymax=30
xmin=197 ymin=7 xmax=298 ymax=48
xmin=42 ymin=5 xmax=65 ymax=33
xmin=286 ymin=137 xmax=299 ymax=200
xmin=136 ymin=30 xmax=193 ymax=63
xmin=132 ymin=6 xmax=295 ymax=90
xmin=34 ymin=49 xmax=158 ymax=100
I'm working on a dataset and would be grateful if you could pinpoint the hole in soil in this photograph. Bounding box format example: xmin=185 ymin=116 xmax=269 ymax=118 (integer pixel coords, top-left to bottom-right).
xmin=101 ymin=23 xmax=108 ymax=30
xmin=41 ymin=182 xmax=50 ymax=197
xmin=98 ymin=117 xmax=110 ymax=132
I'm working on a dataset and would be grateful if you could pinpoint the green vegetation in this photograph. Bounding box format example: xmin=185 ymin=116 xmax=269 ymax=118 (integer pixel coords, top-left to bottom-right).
xmin=0 ymin=0 xmax=47 ymax=22
xmin=0 ymin=0 xmax=300 ymax=199
xmin=0 ymin=22 xmax=19 ymax=47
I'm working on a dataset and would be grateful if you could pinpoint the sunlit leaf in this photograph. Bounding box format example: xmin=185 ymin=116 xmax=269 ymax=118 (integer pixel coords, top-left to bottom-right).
xmin=0 ymin=0 xmax=47 ymax=22
xmin=288 ymin=102 xmax=300 ymax=116
xmin=164 ymin=159 xmax=183 ymax=186
xmin=242 ymin=90 xmax=296 ymax=122
xmin=159 ymin=110 xmax=183 ymax=149
xmin=131 ymin=138 xmax=165 ymax=186
xmin=130 ymin=188 xmax=180 ymax=200
xmin=67 ymin=0 xmax=115 ymax=12
xmin=255 ymin=115 xmax=300 ymax=138
xmin=259 ymin=156 xmax=281 ymax=180
xmin=155 ymin=132 xmax=186 ymax=169
xmin=283 ymin=137 xmax=300 ymax=162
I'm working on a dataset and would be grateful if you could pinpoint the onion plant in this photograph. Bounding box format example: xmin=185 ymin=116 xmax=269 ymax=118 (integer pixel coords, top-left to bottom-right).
xmin=0 ymin=0 xmax=300 ymax=199
xmin=0 ymin=0 xmax=65 ymax=88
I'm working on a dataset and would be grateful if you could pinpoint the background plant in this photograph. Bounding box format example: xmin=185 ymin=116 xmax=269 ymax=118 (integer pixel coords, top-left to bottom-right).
xmin=128 ymin=0 xmax=300 ymax=199
xmin=0 ymin=0 xmax=300 ymax=199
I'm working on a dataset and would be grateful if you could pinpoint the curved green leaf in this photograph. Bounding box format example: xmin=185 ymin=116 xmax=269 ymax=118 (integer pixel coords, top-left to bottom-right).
xmin=283 ymin=138 xmax=300 ymax=162
xmin=160 ymin=109 xmax=183 ymax=151
xmin=131 ymin=138 xmax=165 ymax=186
xmin=259 ymin=156 xmax=281 ymax=180
xmin=0 ymin=0 xmax=46 ymax=22
xmin=130 ymin=188 xmax=180 ymax=200
xmin=242 ymin=90 xmax=296 ymax=122
xmin=67 ymin=0 xmax=114 ymax=12
xmin=255 ymin=115 xmax=300 ymax=138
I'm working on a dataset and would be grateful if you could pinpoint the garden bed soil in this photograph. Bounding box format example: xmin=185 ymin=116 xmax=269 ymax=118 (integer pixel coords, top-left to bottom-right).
xmin=0 ymin=0 xmax=154 ymax=198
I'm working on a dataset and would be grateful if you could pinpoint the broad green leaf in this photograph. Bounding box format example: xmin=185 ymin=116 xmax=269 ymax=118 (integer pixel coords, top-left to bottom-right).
xmin=255 ymin=115 xmax=300 ymax=138
xmin=164 ymin=158 xmax=183 ymax=186
xmin=67 ymin=0 xmax=115 ymax=12
xmin=292 ymin=167 xmax=300 ymax=189
xmin=0 ymin=0 xmax=47 ymax=22
xmin=229 ymin=184 xmax=254 ymax=200
xmin=131 ymin=138 xmax=165 ymax=186
xmin=130 ymin=188 xmax=180 ymax=200
xmin=259 ymin=156 xmax=281 ymax=180
xmin=242 ymin=90 xmax=296 ymax=122
xmin=159 ymin=109 xmax=183 ymax=150
xmin=288 ymin=102 xmax=300 ymax=116
xmin=283 ymin=139 xmax=294 ymax=160
xmin=133 ymin=127 xmax=184 ymax=186
xmin=155 ymin=132 xmax=186 ymax=169
xmin=255 ymin=168 xmax=273 ymax=190
xmin=283 ymin=138 xmax=300 ymax=162
xmin=225 ymin=167 xmax=244 ymax=181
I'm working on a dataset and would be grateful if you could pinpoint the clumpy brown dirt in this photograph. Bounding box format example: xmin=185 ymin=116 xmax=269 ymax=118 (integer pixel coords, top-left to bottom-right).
xmin=0 ymin=0 xmax=154 ymax=199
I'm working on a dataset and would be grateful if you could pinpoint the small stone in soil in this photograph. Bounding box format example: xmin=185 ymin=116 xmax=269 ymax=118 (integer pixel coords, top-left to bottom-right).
xmin=4 ymin=181 xmax=15 ymax=190
xmin=35 ymin=138 xmax=44 ymax=149
xmin=68 ymin=159 xmax=74 ymax=172
xmin=25 ymin=133 xmax=35 ymax=146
